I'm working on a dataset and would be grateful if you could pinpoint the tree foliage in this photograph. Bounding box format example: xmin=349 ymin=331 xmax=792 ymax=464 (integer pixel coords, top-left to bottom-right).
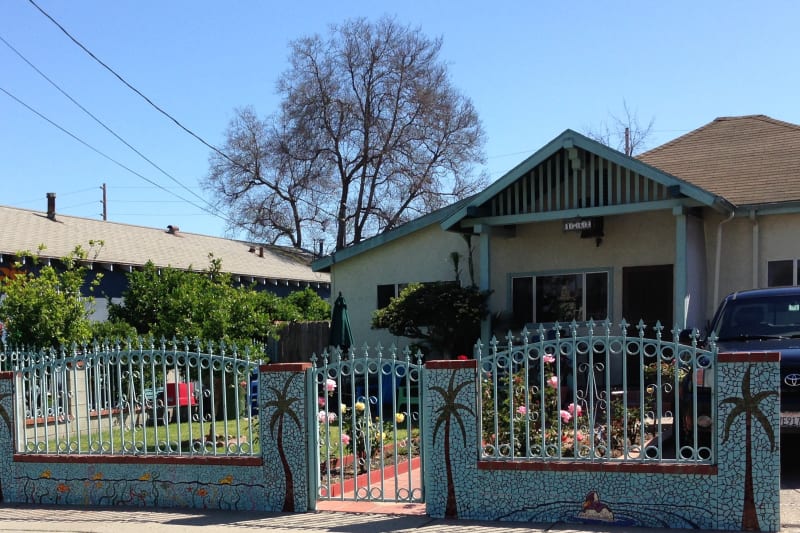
xmin=0 ymin=245 xmax=101 ymax=348
xmin=107 ymin=258 xmax=330 ymax=354
xmin=206 ymin=16 xmax=487 ymax=251
xmin=371 ymin=282 xmax=490 ymax=358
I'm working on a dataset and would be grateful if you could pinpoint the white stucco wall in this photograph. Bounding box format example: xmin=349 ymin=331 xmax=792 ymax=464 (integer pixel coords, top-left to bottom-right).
xmin=759 ymin=213 xmax=800 ymax=285
xmin=700 ymin=211 xmax=800 ymax=321
xmin=329 ymin=208 xmax=800 ymax=351
xmin=489 ymin=210 xmax=677 ymax=324
xmin=329 ymin=224 xmax=478 ymax=350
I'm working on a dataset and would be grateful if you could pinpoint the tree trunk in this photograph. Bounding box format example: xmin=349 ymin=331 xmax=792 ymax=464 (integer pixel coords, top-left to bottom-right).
xmin=277 ymin=417 xmax=295 ymax=512
xmin=741 ymin=411 xmax=760 ymax=531
xmin=444 ymin=418 xmax=458 ymax=518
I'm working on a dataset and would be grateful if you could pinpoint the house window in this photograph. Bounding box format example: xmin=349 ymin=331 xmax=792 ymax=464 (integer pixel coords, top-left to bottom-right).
xmin=767 ymin=260 xmax=797 ymax=287
xmin=376 ymin=283 xmax=409 ymax=309
xmin=512 ymin=270 xmax=609 ymax=325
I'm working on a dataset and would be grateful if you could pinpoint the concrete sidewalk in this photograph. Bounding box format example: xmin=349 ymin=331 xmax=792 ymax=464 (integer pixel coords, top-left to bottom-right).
xmin=0 ymin=503 xmax=787 ymax=533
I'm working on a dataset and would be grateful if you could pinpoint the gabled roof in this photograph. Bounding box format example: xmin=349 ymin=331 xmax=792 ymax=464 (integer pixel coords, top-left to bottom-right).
xmin=0 ymin=205 xmax=330 ymax=287
xmin=312 ymin=196 xmax=475 ymax=272
xmin=441 ymin=129 xmax=728 ymax=230
xmin=638 ymin=115 xmax=800 ymax=208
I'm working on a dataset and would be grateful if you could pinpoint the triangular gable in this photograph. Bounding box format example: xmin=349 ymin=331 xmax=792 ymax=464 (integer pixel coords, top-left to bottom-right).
xmin=311 ymin=196 xmax=475 ymax=272
xmin=442 ymin=130 xmax=731 ymax=231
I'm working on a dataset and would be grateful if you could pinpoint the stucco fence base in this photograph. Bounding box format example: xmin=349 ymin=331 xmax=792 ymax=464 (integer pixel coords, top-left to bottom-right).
xmin=423 ymin=357 xmax=780 ymax=532
xmin=0 ymin=363 xmax=311 ymax=513
xmin=1 ymin=354 xmax=782 ymax=531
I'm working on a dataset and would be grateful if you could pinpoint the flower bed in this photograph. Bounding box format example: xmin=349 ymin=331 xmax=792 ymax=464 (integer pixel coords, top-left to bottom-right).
xmin=320 ymin=451 xmax=421 ymax=498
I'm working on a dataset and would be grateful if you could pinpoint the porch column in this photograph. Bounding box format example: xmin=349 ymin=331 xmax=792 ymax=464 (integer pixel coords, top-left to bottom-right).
xmin=673 ymin=206 xmax=687 ymax=329
xmin=475 ymin=224 xmax=491 ymax=343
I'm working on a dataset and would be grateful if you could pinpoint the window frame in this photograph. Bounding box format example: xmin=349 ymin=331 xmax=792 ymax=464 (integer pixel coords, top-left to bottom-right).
xmin=508 ymin=268 xmax=612 ymax=327
xmin=767 ymin=259 xmax=799 ymax=287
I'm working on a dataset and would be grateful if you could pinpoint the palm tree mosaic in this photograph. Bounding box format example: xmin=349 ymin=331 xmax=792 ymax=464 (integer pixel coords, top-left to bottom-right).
xmin=430 ymin=369 xmax=475 ymax=518
xmin=720 ymin=364 xmax=777 ymax=532
xmin=264 ymin=373 xmax=303 ymax=512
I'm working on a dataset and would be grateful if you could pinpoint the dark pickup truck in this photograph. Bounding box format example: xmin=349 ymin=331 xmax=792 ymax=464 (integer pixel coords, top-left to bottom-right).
xmin=680 ymin=286 xmax=800 ymax=442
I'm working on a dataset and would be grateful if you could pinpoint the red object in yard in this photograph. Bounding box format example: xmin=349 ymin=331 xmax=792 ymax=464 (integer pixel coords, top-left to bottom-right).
xmin=164 ymin=383 xmax=197 ymax=407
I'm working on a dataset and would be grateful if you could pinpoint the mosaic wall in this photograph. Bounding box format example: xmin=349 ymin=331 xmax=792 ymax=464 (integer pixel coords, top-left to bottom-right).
xmin=424 ymin=357 xmax=780 ymax=532
xmin=12 ymin=462 xmax=266 ymax=509
xmin=1 ymin=356 xmax=781 ymax=531
xmin=0 ymin=363 xmax=311 ymax=513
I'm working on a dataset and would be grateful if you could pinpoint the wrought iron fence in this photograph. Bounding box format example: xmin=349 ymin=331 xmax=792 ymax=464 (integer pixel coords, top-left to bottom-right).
xmin=312 ymin=345 xmax=424 ymax=502
xmin=2 ymin=339 xmax=259 ymax=457
xmin=477 ymin=320 xmax=716 ymax=463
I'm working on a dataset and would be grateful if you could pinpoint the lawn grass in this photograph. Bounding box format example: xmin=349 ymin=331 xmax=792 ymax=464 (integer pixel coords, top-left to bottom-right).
xmin=38 ymin=417 xmax=260 ymax=455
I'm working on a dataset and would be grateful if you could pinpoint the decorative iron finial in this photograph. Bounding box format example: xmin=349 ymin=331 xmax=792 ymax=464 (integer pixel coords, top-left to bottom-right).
xmin=654 ymin=321 xmax=664 ymax=340
xmin=637 ymin=319 xmax=647 ymax=338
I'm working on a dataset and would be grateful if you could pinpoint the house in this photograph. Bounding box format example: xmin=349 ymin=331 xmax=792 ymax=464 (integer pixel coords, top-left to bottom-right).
xmin=0 ymin=194 xmax=331 ymax=320
xmin=312 ymin=115 xmax=800 ymax=352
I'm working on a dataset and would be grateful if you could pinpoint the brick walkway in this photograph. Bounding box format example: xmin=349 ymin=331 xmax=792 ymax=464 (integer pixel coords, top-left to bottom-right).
xmin=315 ymin=458 xmax=424 ymax=515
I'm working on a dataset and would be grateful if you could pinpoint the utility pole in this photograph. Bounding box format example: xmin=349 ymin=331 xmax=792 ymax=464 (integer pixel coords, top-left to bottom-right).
xmin=101 ymin=183 xmax=107 ymax=221
xmin=624 ymin=127 xmax=631 ymax=156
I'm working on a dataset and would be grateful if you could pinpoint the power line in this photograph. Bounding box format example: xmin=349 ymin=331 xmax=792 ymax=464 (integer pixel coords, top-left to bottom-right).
xmin=60 ymin=200 xmax=101 ymax=211
xmin=0 ymin=32 xmax=213 ymax=210
xmin=0 ymin=85 xmax=227 ymax=223
xmin=25 ymin=0 xmax=343 ymax=223
xmin=27 ymin=0 xmax=236 ymax=171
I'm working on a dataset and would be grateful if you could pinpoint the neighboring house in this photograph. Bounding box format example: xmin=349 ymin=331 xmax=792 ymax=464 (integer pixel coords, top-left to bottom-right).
xmin=313 ymin=115 xmax=800 ymax=352
xmin=0 ymin=195 xmax=330 ymax=320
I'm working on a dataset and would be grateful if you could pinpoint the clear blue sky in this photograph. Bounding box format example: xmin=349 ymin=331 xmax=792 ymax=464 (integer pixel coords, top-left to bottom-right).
xmin=2 ymin=1 xmax=799 ymax=244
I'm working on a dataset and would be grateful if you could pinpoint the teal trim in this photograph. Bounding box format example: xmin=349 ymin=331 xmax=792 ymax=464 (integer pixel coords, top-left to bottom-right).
xmin=458 ymin=199 xmax=699 ymax=228
xmin=505 ymin=267 xmax=614 ymax=325
xmin=441 ymin=129 xmax=733 ymax=231
xmin=674 ymin=208 xmax=688 ymax=329
xmin=744 ymin=201 xmax=800 ymax=216
xmin=305 ymin=368 xmax=318 ymax=510
xmin=312 ymin=196 xmax=475 ymax=272
xmin=478 ymin=225 xmax=492 ymax=343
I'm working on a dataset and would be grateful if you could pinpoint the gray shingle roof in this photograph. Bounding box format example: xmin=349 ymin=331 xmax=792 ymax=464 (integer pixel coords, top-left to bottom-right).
xmin=0 ymin=205 xmax=330 ymax=287
xmin=638 ymin=115 xmax=800 ymax=207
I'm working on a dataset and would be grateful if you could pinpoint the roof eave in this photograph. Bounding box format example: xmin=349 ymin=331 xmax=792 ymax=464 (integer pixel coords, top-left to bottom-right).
xmin=442 ymin=129 xmax=730 ymax=231
xmin=737 ymin=201 xmax=800 ymax=216
xmin=312 ymin=196 xmax=475 ymax=272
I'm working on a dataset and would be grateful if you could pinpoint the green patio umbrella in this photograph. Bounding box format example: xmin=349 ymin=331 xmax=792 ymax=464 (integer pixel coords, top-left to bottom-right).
xmin=329 ymin=292 xmax=355 ymax=353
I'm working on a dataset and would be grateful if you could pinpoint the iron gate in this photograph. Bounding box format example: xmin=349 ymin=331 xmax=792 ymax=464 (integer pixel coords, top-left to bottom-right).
xmin=309 ymin=347 xmax=424 ymax=504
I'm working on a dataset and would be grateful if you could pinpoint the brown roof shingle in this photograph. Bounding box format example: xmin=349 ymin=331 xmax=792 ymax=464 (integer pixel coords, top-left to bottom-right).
xmin=0 ymin=205 xmax=329 ymax=286
xmin=638 ymin=115 xmax=800 ymax=207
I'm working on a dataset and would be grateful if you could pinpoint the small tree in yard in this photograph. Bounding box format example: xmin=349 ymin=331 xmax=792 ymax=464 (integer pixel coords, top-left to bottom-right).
xmin=0 ymin=244 xmax=102 ymax=348
xmin=107 ymin=257 xmax=330 ymax=357
xmin=371 ymin=282 xmax=490 ymax=358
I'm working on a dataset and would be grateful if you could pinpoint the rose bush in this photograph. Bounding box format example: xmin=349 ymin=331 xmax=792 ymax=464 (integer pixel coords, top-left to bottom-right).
xmin=481 ymin=353 xmax=642 ymax=458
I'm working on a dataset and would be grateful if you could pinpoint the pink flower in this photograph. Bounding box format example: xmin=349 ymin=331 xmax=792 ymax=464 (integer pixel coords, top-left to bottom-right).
xmin=326 ymin=412 xmax=337 ymax=423
xmin=325 ymin=379 xmax=336 ymax=392
xmin=560 ymin=410 xmax=572 ymax=423
xmin=568 ymin=403 xmax=582 ymax=417
xmin=318 ymin=396 xmax=326 ymax=408
xmin=516 ymin=405 xmax=527 ymax=416
xmin=317 ymin=410 xmax=328 ymax=422
xmin=576 ymin=431 xmax=585 ymax=442
xmin=340 ymin=433 xmax=351 ymax=446
xmin=543 ymin=354 xmax=556 ymax=364
xmin=548 ymin=376 xmax=559 ymax=388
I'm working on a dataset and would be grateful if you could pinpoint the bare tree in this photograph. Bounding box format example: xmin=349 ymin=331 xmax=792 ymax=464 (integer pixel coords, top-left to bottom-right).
xmin=206 ymin=16 xmax=486 ymax=251
xmin=206 ymin=107 xmax=329 ymax=248
xmin=585 ymin=100 xmax=655 ymax=156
